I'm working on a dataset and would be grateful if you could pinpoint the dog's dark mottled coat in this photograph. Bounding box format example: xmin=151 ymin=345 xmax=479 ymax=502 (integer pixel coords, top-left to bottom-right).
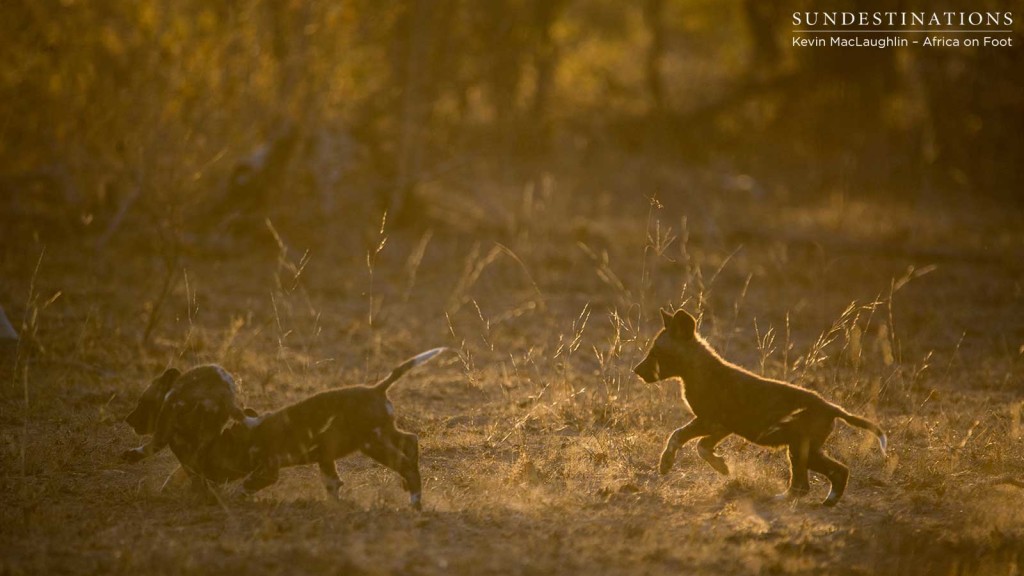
xmin=635 ymin=309 xmax=886 ymax=506
xmin=238 ymin=348 xmax=445 ymax=509
xmin=123 ymin=364 xmax=246 ymax=490
xmin=124 ymin=349 xmax=444 ymax=509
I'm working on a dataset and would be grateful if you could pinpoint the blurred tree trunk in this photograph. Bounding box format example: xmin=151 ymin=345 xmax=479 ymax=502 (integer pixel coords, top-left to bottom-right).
xmin=643 ymin=0 xmax=666 ymax=114
xmin=743 ymin=0 xmax=780 ymax=73
xmin=391 ymin=0 xmax=436 ymax=222
xmin=530 ymin=0 xmax=566 ymax=148
xmin=265 ymin=0 xmax=310 ymax=177
xmin=481 ymin=0 xmax=525 ymax=155
xmin=268 ymin=0 xmax=308 ymax=109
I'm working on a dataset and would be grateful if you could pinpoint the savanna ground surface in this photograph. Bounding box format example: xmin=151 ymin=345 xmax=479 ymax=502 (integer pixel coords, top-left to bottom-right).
xmin=1 ymin=168 xmax=1022 ymax=575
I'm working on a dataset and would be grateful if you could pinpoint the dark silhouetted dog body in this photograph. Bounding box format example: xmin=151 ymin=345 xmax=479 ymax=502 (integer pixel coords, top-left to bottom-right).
xmin=635 ymin=309 xmax=886 ymax=506
xmin=124 ymin=350 xmax=444 ymax=509
xmin=123 ymin=365 xmax=245 ymax=481
xmin=239 ymin=349 xmax=444 ymax=509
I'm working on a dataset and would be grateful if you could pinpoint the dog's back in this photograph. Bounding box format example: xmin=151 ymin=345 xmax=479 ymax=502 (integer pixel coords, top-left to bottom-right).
xmin=247 ymin=386 xmax=381 ymax=466
xmin=246 ymin=348 xmax=445 ymax=467
xmin=635 ymin=311 xmax=841 ymax=445
xmin=238 ymin=348 xmax=446 ymax=507
xmin=164 ymin=366 xmax=245 ymax=446
xmin=679 ymin=344 xmax=834 ymax=444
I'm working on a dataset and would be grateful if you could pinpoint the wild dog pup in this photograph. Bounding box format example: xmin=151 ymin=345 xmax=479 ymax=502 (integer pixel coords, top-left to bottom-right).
xmin=236 ymin=348 xmax=446 ymax=510
xmin=634 ymin=309 xmax=886 ymax=506
xmin=123 ymin=364 xmax=248 ymax=490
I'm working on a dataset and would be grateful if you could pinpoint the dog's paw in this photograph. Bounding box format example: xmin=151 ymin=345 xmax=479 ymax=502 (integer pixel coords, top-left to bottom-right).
xmin=822 ymin=490 xmax=842 ymax=507
xmin=774 ymin=486 xmax=809 ymax=502
xmin=224 ymin=484 xmax=251 ymax=501
xmin=323 ymin=481 xmax=342 ymax=500
xmin=410 ymin=492 xmax=422 ymax=511
xmin=707 ymin=457 xmax=730 ymax=476
xmin=121 ymin=447 xmax=146 ymax=463
xmin=697 ymin=444 xmax=729 ymax=475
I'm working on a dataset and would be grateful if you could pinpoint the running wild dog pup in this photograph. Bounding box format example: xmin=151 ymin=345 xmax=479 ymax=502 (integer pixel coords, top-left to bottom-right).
xmin=123 ymin=349 xmax=445 ymax=509
xmin=634 ymin=309 xmax=886 ymax=506
xmin=233 ymin=347 xmax=446 ymax=509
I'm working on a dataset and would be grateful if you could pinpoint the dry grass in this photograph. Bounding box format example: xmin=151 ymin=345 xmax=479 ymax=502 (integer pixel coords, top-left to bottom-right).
xmin=1 ymin=176 xmax=1022 ymax=575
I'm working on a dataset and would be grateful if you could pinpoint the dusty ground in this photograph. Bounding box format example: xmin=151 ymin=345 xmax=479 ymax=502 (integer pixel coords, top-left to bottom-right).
xmin=1 ymin=175 xmax=1022 ymax=575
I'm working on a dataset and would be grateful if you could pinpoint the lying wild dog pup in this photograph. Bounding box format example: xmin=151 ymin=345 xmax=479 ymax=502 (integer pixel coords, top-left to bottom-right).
xmin=232 ymin=348 xmax=446 ymax=510
xmin=635 ymin=309 xmax=886 ymax=506
xmin=123 ymin=364 xmax=248 ymax=490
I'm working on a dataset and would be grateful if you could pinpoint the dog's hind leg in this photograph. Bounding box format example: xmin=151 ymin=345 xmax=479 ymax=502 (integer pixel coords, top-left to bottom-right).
xmin=660 ymin=418 xmax=716 ymax=475
xmin=696 ymin=432 xmax=730 ymax=475
xmin=808 ymin=450 xmax=849 ymax=506
xmin=318 ymin=460 xmax=342 ymax=499
xmin=390 ymin=431 xmax=420 ymax=479
xmin=360 ymin=431 xmax=422 ymax=510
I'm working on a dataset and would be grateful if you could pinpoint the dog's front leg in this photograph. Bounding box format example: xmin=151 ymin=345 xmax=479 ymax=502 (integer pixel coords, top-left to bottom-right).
xmin=121 ymin=442 xmax=153 ymax=463
xmin=241 ymin=463 xmax=279 ymax=495
xmin=159 ymin=465 xmax=190 ymax=492
xmin=784 ymin=437 xmax=811 ymax=499
xmin=122 ymin=402 xmax=183 ymax=463
xmin=121 ymin=435 xmax=168 ymax=462
xmin=696 ymin=432 xmax=730 ymax=475
xmin=660 ymin=418 xmax=717 ymax=474
xmin=318 ymin=460 xmax=343 ymax=499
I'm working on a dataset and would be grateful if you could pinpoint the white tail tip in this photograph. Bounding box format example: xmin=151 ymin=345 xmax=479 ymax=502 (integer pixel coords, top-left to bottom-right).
xmin=879 ymin=434 xmax=888 ymax=457
xmin=411 ymin=347 xmax=447 ymax=366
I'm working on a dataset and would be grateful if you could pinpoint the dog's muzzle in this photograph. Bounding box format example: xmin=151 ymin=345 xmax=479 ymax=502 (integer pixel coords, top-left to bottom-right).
xmin=633 ymin=359 xmax=660 ymax=383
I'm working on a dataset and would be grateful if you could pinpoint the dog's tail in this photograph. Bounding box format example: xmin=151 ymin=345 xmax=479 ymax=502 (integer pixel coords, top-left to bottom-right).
xmin=834 ymin=408 xmax=887 ymax=457
xmin=374 ymin=348 xmax=447 ymax=392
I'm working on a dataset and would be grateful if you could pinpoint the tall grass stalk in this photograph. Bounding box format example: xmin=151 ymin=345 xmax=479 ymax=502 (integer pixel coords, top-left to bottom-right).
xmin=18 ymin=248 xmax=45 ymax=526
xmin=367 ymin=211 xmax=388 ymax=329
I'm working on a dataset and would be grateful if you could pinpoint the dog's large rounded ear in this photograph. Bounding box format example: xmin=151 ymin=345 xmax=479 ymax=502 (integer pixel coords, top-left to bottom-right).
xmin=155 ymin=367 xmax=181 ymax=391
xmin=159 ymin=367 xmax=181 ymax=382
xmin=660 ymin=309 xmax=674 ymax=328
xmin=669 ymin=309 xmax=697 ymax=338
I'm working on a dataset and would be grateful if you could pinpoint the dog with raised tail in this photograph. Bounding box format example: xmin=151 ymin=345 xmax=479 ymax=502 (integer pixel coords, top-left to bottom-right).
xmin=233 ymin=347 xmax=446 ymax=509
xmin=634 ymin=309 xmax=886 ymax=506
